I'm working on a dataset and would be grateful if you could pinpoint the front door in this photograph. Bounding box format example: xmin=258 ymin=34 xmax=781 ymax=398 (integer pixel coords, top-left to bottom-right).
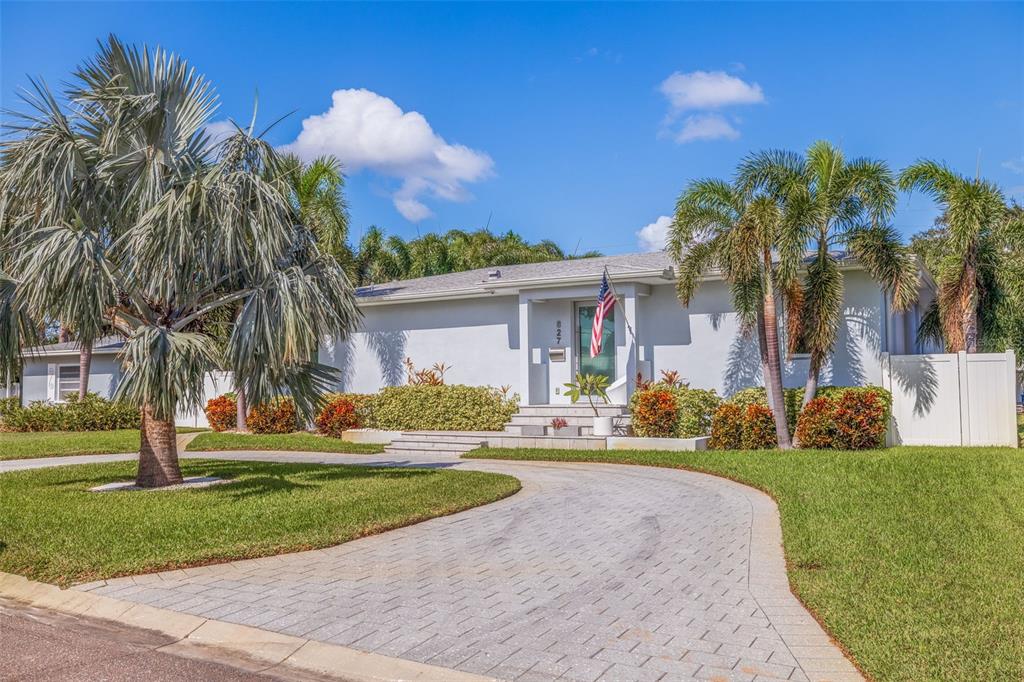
xmin=576 ymin=303 xmax=615 ymax=384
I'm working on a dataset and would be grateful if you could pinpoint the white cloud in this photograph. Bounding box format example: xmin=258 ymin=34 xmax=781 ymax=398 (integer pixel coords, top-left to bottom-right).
xmin=657 ymin=69 xmax=764 ymax=144
xmin=673 ymin=113 xmax=740 ymax=143
xmin=282 ymin=89 xmax=494 ymax=221
xmin=636 ymin=215 xmax=673 ymax=252
xmin=205 ymin=119 xmax=238 ymax=145
xmin=1002 ymin=156 xmax=1024 ymax=174
xmin=659 ymin=70 xmax=764 ymax=111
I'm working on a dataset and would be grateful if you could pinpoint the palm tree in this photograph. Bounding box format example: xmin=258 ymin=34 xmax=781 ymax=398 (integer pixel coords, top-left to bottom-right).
xmin=0 ymin=36 xmax=359 ymax=487
xmin=669 ymin=178 xmax=802 ymax=449
xmin=740 ymin=141 xmax=919 ymax=406
xmin=279 ymin=154 xmax=353 ymax=270
xmin=901 ymin=162 xmax=1021 ymax=353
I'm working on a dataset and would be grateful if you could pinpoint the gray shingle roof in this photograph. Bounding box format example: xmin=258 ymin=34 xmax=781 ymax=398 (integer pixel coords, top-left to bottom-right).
xmin=22 ymin=335 xmax=124 ymax=357
xmin=356 ymin=251 xmax=675 ymax=300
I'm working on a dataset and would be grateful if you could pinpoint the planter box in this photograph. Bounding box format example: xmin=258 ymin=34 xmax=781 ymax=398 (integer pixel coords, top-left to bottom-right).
xmin=547 ymin=425 xmax=580 ymax=437
xmin=606 ymin=436 xmax=709 ymax=451
xmin=342 ymin=429 xmax=403 ymax=444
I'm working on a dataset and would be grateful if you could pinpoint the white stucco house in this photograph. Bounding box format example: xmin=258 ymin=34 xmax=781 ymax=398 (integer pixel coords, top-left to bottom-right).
xmin=15 ymin=337 xmax=125 ymax=405
xmin=16 ymin=252 xmax=936 ymax=408
xmin=319 ymin=251 xmax=936 ymax=405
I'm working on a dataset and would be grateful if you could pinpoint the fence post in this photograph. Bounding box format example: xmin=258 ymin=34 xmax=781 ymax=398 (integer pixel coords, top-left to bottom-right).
xmin=880 ymin=352 xmax=895 ymax=447
xmin=1007 ymin=350 xmax=1018 ymax=448
xmin=957 ymin=351 xmax=970 ymax=446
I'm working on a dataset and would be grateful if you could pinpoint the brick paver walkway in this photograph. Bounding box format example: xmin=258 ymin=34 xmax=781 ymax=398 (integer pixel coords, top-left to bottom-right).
xmin=50 ymin=451 xmax=860 ymax=681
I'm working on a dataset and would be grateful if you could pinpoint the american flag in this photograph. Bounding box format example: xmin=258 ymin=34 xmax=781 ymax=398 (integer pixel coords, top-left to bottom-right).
xmin=590 ymin=273 xmax=616 ymax=358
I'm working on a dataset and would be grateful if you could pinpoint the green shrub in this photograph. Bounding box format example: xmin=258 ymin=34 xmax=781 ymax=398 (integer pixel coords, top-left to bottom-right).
xmin=676 ymin=387 xmax=721 ymax=437
xmin=629 ymin=383 xmax=720 ymax=438
xmin=0 ymin=396 xmax=20 ymax=419
xmin=708 ymin=403 xmax=744 ymax=450
xmin=1 ymin=394 xmax=140 ymax=432
xmin=794 ymin=386 xmax=891 ymax=450
xmin=727 ymin=386 xmax=804 ymax=433
xmin=246 ymin=397 xmax=300 ymax=434
xmin=372 ymin=385 xmax=518 ymax=431
xmin=741 ymin=404 xmax=777 ymax=449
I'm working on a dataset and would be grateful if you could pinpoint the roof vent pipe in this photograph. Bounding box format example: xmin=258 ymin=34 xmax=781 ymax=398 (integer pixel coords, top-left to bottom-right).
xmin=487 ymin=269 xmax=501 ymax=280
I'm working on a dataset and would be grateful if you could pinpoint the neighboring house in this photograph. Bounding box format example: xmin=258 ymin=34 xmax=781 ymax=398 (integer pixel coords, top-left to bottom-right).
xmin=320 ymin=251 xmax=938 ymax=405
xmin=17 ymin=252 xmax=938 ymax=409
xmin=17 ymin=337 xmax=124 ymax=405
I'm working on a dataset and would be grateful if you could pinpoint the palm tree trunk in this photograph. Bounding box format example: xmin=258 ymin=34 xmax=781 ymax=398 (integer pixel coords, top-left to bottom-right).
xmin=756 ymin=310 xmax=775 ymax=408
xmin=235 ymin=386 xmax=248 ymax=431
xmin=762 ymin=291 xmax=793 ymax=449
xmin=801 ymin=354 xmax=822 ymax=409
xmin=78 ymin=342 xmax=93 ymax=400
xmin=136 ymin=404 xmax=183 ymax=488
xmin=963 ymin=263 xmax=979 ymax=353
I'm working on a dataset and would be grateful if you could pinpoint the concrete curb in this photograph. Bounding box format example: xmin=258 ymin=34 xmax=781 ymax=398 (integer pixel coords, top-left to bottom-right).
xmin=0 ymin=571 xmax=494 ymax=682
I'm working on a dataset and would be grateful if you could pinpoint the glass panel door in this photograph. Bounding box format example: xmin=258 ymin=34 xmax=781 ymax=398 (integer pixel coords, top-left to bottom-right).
xmin=577 ymin=303 xmax=615 ymax=384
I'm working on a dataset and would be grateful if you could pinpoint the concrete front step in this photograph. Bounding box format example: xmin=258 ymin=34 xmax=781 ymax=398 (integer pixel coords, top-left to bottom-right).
xmin=516 ymin=405 xmax=628 ymax=417
xmin=383 ymin=447 xmax=486 ymax=457
xmin=386 ymin=440 xmax=484 ymax=453
xmin=505 ymin=424 xmax=629 ymax=437
xmin=509 ymin=414 xmax=632 ymax=427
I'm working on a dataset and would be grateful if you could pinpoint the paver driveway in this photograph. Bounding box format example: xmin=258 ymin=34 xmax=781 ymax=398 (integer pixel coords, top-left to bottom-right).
xmin=70 ymin=451 xmax=860 ymax=681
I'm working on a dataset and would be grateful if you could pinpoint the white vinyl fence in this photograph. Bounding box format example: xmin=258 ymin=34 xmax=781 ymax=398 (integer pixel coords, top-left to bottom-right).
xmin=175 ymin=371 xmax=234 ymax=428
xmin=881 ymin=351 xmax=1018 ymax=447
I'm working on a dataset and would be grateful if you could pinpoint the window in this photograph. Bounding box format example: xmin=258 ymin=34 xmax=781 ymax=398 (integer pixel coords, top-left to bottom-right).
xmin=57 ymin=365 xmax=80 ymax=401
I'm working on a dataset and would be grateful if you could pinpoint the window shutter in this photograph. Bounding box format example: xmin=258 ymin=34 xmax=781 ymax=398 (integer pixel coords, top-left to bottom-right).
xmin=47 ymin=364 xmax=57 ymax=402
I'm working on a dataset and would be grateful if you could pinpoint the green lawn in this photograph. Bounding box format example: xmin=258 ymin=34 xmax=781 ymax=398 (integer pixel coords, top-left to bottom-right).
xmin=186 ymin=431 xmax=385 ymax=454
xmin=0 ymin=459 xmax=519 ymax=586
xmin=0 ymin=428 xmax=203 ymax=461
xmin=466 ymin=446 xmax=1024 ymax=682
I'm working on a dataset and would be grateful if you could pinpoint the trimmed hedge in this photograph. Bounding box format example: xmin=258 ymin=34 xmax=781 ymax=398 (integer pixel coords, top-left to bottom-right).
xmin=371 ymin=385 xmax=518 ymax=431
xmin=631 ymin=389 xmax=678 ymax=437
xmin=794 ymin=387 xmax=891 ymax=450
xmin=204 ymin=394 xmax=237 ymax=432
xmin=323 ymin=393 xmax=377 ymax=429
xmin=629 ymin=383 xmax=720 ymax=438
xmin=246 ymin=397 xmax=300 ymax=434
xmin=0 ymin=394 xmax=140 ymax=432
xmin=708 ymin=403 xmax=744 ymax=450
xmin=315 ymin=396 xmax=362 ymax=438
xmin=709 ymin=385 xmax=892 ymax=450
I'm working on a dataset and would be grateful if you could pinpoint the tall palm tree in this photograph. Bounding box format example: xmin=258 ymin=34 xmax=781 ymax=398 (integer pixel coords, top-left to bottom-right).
xmin=669 ymin=178 xmax=802 ymax=449
xmin=0 ymin=36 xmax=359 ymax=487
xmin=740 ymin=141 xmax=919 ymax=406
xmin=901 ymin=162 xmax=1020 ymax=353
xmin=278 ymin=153 xmax=353 ymax=270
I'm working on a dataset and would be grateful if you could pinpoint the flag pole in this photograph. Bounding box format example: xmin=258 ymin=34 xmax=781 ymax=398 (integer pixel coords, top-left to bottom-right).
xmin=603 ymin=266 xmax=640 ymax=387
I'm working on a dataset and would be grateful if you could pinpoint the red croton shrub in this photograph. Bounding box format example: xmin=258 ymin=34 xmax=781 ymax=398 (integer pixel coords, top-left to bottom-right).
xmin=833 ymin=390 xmax=887 ymax=449
xmin=741 ymin=404 xmax=777 ymax=450
xmin=708 ymin=403 xmax=744 ymax=450
xmin=795 ymin=387 xmax=889 ymax=449
xmin=204 ymin=394 xmax=237 ymax=432
xmin=245 ymin=397 xmax=299 ymax=434
xmin=631 ymin=389 xmax=679 ymax=438
xmin=315 ymin=397 xmax=361 ymax=438
xmin=793 ymin=397 xmax=835 ymax=449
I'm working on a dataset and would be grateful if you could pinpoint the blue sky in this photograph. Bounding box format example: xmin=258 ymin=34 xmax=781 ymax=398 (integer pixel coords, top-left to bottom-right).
xmin=3 ymin=2 xmax=1022 ymax=255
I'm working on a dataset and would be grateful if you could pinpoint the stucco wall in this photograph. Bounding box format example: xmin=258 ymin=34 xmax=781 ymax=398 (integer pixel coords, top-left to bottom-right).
xmin=321 ymin=296 xmax=521 ymax=396
xmin=324 ymin=270 xmax=905 ymax=403
xmin=638 ymin=270 xmax=890 ymax=396
xmin=19 ymin=354 xmax=121 ymax=405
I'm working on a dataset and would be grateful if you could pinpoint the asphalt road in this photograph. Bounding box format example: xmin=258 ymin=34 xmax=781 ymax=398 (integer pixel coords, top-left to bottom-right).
xmin=0 ymin=599 xmax=332 ymax=682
